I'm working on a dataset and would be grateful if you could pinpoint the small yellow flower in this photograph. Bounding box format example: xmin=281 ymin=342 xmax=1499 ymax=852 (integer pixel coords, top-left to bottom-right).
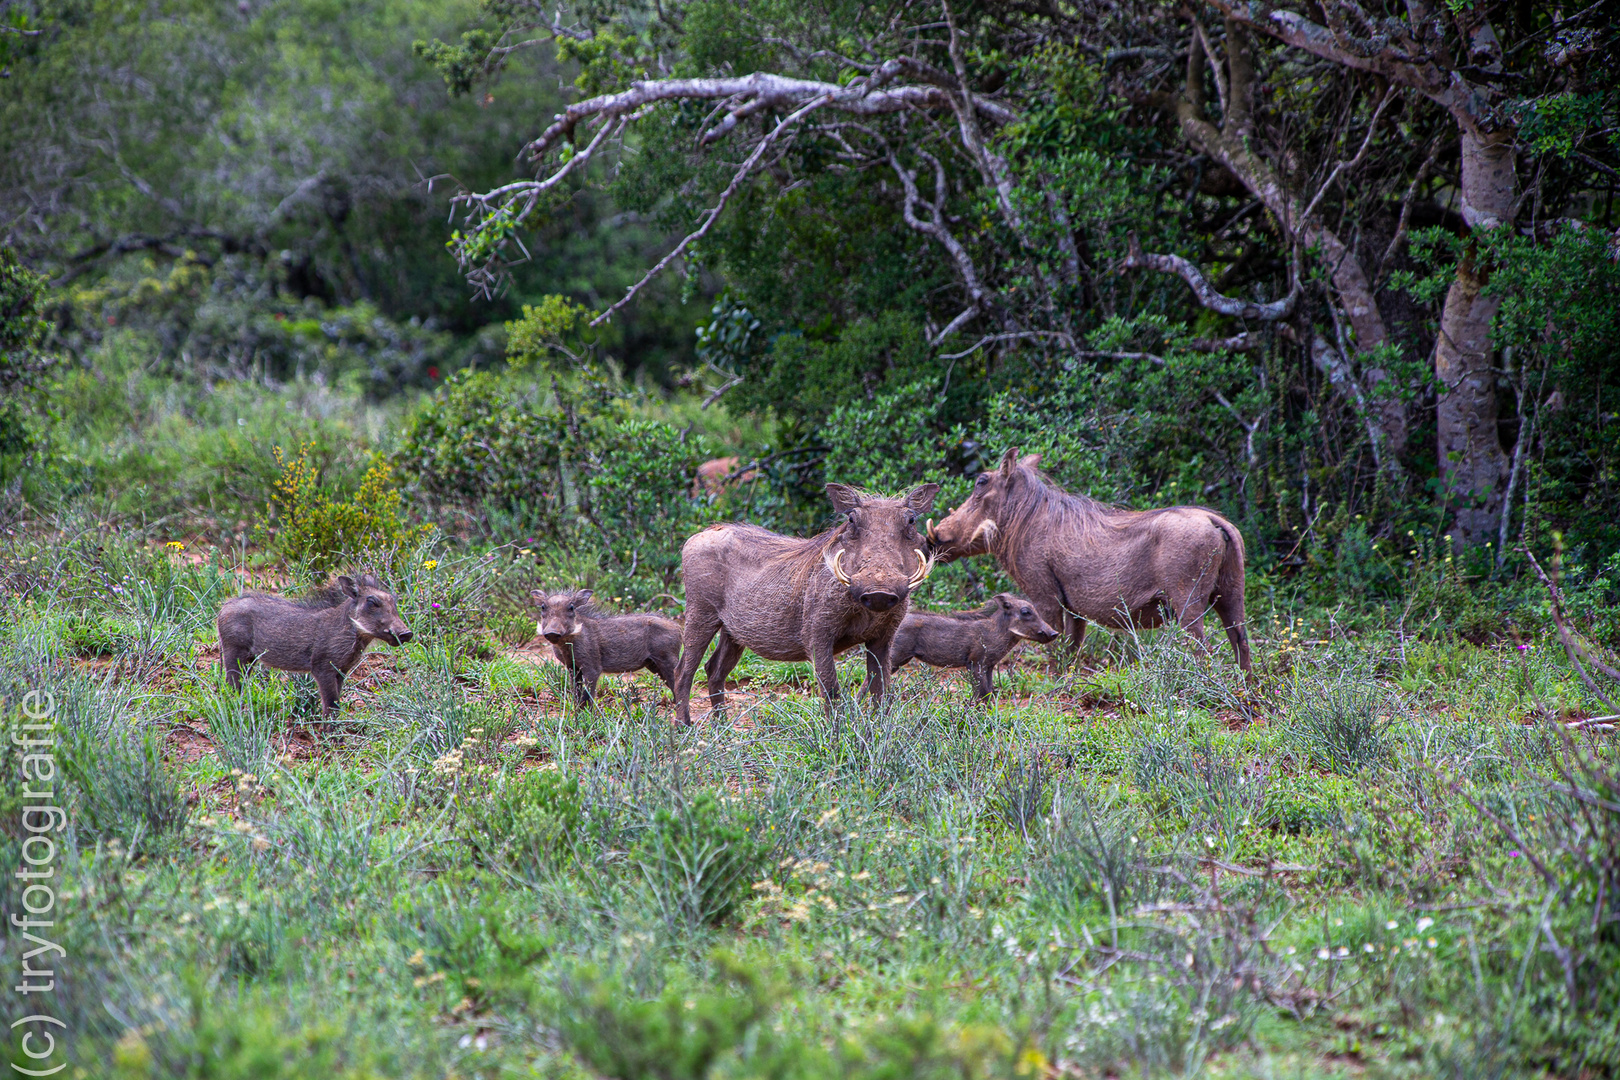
xmin=166 ymin=541 xmax=185 ymax=551
xmin=422 ymin=559 xmax=438 ymax=570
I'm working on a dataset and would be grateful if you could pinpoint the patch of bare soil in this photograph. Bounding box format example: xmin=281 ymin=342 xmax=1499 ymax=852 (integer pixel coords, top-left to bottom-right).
xmin=167 ymin=722 xmax=215 ymax=763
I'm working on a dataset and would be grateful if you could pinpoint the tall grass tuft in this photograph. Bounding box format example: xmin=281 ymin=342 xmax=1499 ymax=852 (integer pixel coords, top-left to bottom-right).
xmin=1284 ymin=661 xmax=1395 ymax=774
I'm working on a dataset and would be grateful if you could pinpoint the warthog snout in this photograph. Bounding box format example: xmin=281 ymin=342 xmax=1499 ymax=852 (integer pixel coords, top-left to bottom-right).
xmin=827 ymin=546 xmax=932 ymax=612
xmin=543 ymin=630 xmax=566 ymax=644
xmin=858 ymin=589 xmax=901 ymax=612
xmin=1032 ymin=626 xmax=1060 ymax=644
xmin=394 ymin=628 xmax=415 ymax=645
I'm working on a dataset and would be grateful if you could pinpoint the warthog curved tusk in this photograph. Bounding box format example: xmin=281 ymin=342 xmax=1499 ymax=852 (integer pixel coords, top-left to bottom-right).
xmin=829 ymin=548 xmax=852 ymax=585
xmin=908 ymin=549 xmax=933 ymax=588
xmin=925 ymin=518 xmax=936 ymax=541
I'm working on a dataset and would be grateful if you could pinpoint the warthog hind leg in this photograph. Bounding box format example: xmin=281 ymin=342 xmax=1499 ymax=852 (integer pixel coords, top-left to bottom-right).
xmin=223 ymin=648 xmax=253 ymax=692
xmin=705 ymin=629 xmax=745 ymax=712
xmin=1213 ymin=591 xmax=1252 ymax=672
xmin=673 ymin=608 xmax=722 ymax=725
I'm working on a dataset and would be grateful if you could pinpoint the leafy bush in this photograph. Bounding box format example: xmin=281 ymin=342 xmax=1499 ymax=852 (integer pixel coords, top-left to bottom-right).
xmin=66 ymin=257 xmax=457 ymax=397
xmin=635 ymin=789 xmax=768 ymax=929
xmin=393 ymin=368 xmax=567 ymax=524
xmin=1262 ymin=772 xmax=1357 ymax=834
xmin=466 ymin=767 xmax=584 ymax=879
xmin=56 ymin=611 xmax=133 ymax=657
xmin=394 ymin=358 xmax=715 ymax=601
xmin=556 ymin=957 xmax=781 ymax=1080
xmin=270 ymin=443 xmax=427 ymax=572
xmin=59 ymin=724 xmax=187 ymax=850
xmin=1031 ymin=793 xmax=1145 ymax=918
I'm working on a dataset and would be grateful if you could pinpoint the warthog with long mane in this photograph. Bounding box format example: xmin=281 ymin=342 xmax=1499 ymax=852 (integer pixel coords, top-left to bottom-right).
xmin=927 ymin=450 xmax=1251 ymax=670
xmin=674 ymin=482 xmax=939 ymax=725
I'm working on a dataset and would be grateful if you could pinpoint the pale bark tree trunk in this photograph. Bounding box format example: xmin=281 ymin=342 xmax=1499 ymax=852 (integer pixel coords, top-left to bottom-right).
xmin=1436 ymin=128 xmax=1517 ymax=547
xmin=1205 ymin=0 xmax=1525 ymax=546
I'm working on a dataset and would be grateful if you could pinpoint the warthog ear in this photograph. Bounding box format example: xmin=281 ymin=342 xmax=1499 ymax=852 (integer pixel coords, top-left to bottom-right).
xmin=530 ymin=588 xmax=545 ymax=603
xmin=825 ymin=483 xmax=864 ymax=516
xmin=904 ymin=483 xmax=940 ymax=514
xmin=996 ymin=593 xmax=1014 ymax=609
xmin=1019 ymin=453 xmax=1042 ymax=469
xmin=998 ymin=448 xmax=1020 ymax=475
xmin=337 ymin=576 xmax=360 ymax=598
xmin=576 ymin=589 xmax=593 ymax=602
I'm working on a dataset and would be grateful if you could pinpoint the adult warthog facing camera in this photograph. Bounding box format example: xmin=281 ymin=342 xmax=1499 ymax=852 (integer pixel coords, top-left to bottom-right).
xmin=927 ymin=450 xmax=1251 ymax=671
xmin=217 ymin=572 xmax=414 ymax=718
xmin=674 ymin=482 xmax=940 ymax=725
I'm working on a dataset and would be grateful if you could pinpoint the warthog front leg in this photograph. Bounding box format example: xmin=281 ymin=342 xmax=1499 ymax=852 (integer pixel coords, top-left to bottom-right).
xmin=970 ymin=662 xmax=994 ymax=703
xmin=810 ymin=640 xmax=842 ymax=722
xmin=314 ymin=664 xmax=344 ymax=719
xmin=861 ymin=634 xmax=894 ymax=705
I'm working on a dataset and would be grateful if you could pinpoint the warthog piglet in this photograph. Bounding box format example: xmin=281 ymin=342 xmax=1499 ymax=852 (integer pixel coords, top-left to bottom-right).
xmin=532 ymin=589 xmax=682 ymax=708
xmin=890 ymin=593 xmax=1059 ymax=701
xmin=217 ymin=573 xmax=413 ymax=718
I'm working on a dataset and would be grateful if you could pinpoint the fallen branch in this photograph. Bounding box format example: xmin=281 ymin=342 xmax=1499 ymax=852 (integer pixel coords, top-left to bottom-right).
xmin=1523 ymin=540 xmax=1620 ymax=713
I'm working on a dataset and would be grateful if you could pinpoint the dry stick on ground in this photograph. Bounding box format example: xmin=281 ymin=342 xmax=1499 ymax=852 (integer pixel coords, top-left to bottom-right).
xmin=1522 ymin=544 xmax=1620 ymax=713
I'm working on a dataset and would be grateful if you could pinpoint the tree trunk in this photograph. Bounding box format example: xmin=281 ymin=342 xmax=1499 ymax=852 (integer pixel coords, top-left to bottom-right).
xmin=1437 ymin=127 xmax=1516 ymax=548
xmin=1167 ymin=24 xmax=1408 ymax=464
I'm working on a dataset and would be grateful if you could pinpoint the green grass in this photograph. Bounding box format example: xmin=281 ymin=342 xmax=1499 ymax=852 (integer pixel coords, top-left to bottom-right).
xmin=3 ymin=514 xmax=1619 ymax=1080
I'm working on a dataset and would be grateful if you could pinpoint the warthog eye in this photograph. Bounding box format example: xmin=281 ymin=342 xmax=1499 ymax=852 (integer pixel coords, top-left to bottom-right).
xmin=366 ymin=596 xmax=379 ymax=608
xmin=976 ymin=474 xmax=989 ymax=486
xmin=1022 ymin=609 xmax=1033 ymax=617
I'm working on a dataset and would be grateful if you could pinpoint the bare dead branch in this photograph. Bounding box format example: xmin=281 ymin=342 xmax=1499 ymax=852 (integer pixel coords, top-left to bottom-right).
xmin=591 ymin=92 xmax=836 ymax=326
xmin=1298 ymin=84 xmax=1396 ymax=226
xmin=1188 ymin=333 xmax=1263 ymax=352
xmin=890 ymin=148 xmax=989 ymax=340
xmin=1374 ymin=136 xmax=1442 ymax=283
xmin=937 ymin=330 xmax=1075 ymax=359
xmin=1122 ymin=233 xmax=1298 ymax=320
xmin=1312 ymin=331 xmax=1388 ymax=475
xmin=525 ymin=68 xmax=1017 ymax=162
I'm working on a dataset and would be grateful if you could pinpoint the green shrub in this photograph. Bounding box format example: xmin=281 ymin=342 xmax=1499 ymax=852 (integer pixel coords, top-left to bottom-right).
xmin=270 ymin=442 xmax=427 ymax=573
xmin=1283 ymin=663 xmax=1395 ymax=775
xmin=395 ymin=363 xmax=715 ymax=602
xmin=635 ymin=789 xmax=768 ymax=929
xmin=59 ymin=723 xmax=187 ymax=849
xmin=1262 ymin=771 xmax=1357 ymax=834
xmin=56 ymin=611 xmax=133 ymax=657
xmin=555 ymin=957 xmax=779 ymax=1080
xmin=403 ymin=890 xmax=552 ymax=1012
xmin=393 ymin=368 xmax=568 ymax=524
xmin=466 ymin=766 xmax=584 ymax=878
